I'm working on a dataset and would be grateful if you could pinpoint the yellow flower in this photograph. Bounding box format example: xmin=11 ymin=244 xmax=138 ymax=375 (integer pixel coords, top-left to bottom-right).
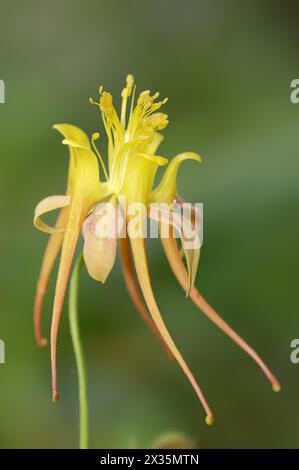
xmin=33 ymin=75 xmax=280 ymax=424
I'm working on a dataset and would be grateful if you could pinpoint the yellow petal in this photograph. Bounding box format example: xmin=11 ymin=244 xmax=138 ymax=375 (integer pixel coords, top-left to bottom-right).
xmin=53 ymin=124 xmax=91 ymax=193
xmin=150 ymin=152 xmax=202 ymax=204
xmin=161 ymin=235 xmax=281 ymax=393
xmin=130 ymin=236 xmax=214 ymax=424
xmin=33 ymin=124 xmax=87 ymax=348
xmin=82 ymin=201 xmax=117 ymax=282
xmin=34 ymin=195 xmax=71 ymax=233
xmin=53 ymin=124 xmax=91 ymax=147
xmin=145 ymin=132 xmax=164 ymax=155
xmin=61 ymin=138 xmax=90 ymax=150
xmin=149 ymin=205 xmax=200 ymax=295
xmin=184 ymin=246 xmax=200 ymax=297
xmin=109 ymin=141 xmax=138 ymax=190
xmin=121 ymin=152 xmax=168 ymax=204
xmin=50 ymin=138 xmax=102 ymax=401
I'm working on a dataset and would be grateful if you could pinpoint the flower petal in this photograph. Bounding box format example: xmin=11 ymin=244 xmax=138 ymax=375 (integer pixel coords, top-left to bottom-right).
xmin=130 ymin=236 xmax=214 ymax=424
xmin=62 ymin=138 xmax=89 ymax=150
xmin=161 ymin=235 xmax=281 ymax=392
xmin=146 ymin=132 xmax=164 ymax=155
xmin=33 ymin=124 xmax=88 ymax=348
xmin=121 ymin=152 xmax=168 ymax=204
xmin=149 ymin=204 xmax=201 ymax=296
xmin=53 ymin=123 xmax=91 ymax=147
xmin=53 ymin=123 xmax=91 ymax=192
xmin=82 ymin=202 xmax=117 ymax=282
xmin=34 ymin=195 xmax=71 ymax=233
xmin=50 ymin=139 xmax=102 ymax=401
xmin=150 ymin=152 xmax=202 ymax=204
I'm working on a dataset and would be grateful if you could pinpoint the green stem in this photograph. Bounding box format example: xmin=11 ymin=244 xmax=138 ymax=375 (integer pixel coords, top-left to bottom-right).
xmin=69 ymin=254 xmax=89 ymax=449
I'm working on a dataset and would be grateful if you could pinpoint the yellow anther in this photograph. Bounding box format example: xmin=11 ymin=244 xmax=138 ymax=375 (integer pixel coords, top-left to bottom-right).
xmin=100 ymin=92 xmax=114 ymax=116
xmin=143 ymin=113 xmax=169 ymax=131
xmin=150 ymin=102 xmax=163 ymax=112
xmin=140 ymin=90 xmax=150 ymax=97
xmin=92 ymin=132 xmax=100 ymax=141
xmin=122 ymin=74 xmax=134 ymax=98
xmin=89 ymin=97 xmax=99 ymax=106
xmin=126 ymin=73 xmax=134 ymax=88
xmin=121 ymin=74 xmax=135 ymax=127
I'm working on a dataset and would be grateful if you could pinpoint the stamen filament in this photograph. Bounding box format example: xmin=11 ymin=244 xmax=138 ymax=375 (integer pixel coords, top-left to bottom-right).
xmin=121 ymin=74 xmax=134 ymax=128
xmin=91 ymin=133 xmax=109 ymax=181
xmin=129 ymin=84 xmax=137 ymax=121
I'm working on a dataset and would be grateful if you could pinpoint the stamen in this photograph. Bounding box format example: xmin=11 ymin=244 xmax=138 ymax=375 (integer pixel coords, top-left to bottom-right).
xmin=143 ymin=113 xmax=169 ymax=131
xmin=127 ymin=74 xmax=134 ymax=89
xmin=121 ymin=74 xmax=134 ymax=128
xmin=99 ymin=92 xmax=114 ymax=116
xmin=99 ymin=91 xmax=124 ymax=168
xmin=91 ymin=132 xmax=109 ymax=181
xmin=89 ymin=97 xmax=99 ymax=106
xmin=129 ymin=84 xmax=137 ymax=121
xmin=90 ymin=90 xmax=121 ymax=169
xmin=126 ymin=88 xmax=168 ymax=140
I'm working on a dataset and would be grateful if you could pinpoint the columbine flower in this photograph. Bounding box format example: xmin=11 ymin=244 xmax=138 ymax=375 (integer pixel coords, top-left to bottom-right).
xmin=33 ymin=75 xmax=280 ymax=424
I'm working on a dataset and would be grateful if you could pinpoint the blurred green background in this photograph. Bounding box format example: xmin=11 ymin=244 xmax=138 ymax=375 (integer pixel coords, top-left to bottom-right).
xmin=0 ymin=0 xmax=298 ymax=449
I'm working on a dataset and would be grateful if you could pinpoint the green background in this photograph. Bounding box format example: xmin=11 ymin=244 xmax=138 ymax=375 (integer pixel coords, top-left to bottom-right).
xmin=0 ymin=0 xmax=298 ymax=448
